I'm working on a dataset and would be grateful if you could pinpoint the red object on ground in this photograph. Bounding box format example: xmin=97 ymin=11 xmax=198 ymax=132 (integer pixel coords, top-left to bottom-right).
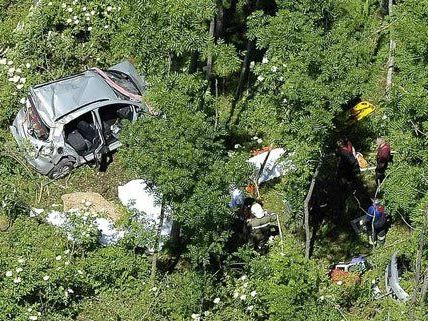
xmin=250 ymin=146 xmax=273 ymax=156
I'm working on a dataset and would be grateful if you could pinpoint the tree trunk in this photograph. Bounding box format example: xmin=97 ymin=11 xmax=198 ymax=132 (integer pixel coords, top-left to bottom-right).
xmin=206 ymin=18 xmax=215 ymax=81
xmin=420 ymin=268 xmax=428 ymax=306
xmin=409 ymin=208 xmax=428 ymax=320
xmin=385 ymin=0 xmax=395 ymax=99
xmin=304 ymin=162 xmax=321 ymax=259
xmin=150 ymin=197 xmax=166 ymax=286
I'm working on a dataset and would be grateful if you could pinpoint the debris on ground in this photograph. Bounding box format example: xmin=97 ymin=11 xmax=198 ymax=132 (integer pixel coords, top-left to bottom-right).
xmin=118 ymin=180 xmax=172 ymax=247
xmin=385 ymin=252 xmax=410 ymax=301
xmin=30 ymin=208 xmax=125 ymax=246
xmin=247 ymin=148 xmax=294 ymax=184
xmin=62 ymin=192 xmax=121 ymax=221
xmin=329 ymin=256 xmax=368 ymax=285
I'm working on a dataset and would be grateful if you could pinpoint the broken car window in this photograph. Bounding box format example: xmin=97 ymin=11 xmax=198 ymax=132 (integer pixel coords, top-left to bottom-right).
xmin=26 ymin=98 xmax=50 ymax=141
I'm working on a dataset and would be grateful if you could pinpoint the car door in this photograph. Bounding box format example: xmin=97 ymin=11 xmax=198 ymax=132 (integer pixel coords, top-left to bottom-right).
xmin=64 ymin=110 xmax=104 ymax=161
xmin=93 ymin=102 xmax=137 ymax=152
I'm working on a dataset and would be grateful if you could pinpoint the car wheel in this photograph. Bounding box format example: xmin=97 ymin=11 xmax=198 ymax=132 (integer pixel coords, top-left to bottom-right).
xmin=48 ymin=158 xmax=74 ymax=179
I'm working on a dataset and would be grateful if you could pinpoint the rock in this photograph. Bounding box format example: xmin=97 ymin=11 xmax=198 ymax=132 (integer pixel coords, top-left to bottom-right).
xmin=61 ymin=192 xmax=120 ymax=222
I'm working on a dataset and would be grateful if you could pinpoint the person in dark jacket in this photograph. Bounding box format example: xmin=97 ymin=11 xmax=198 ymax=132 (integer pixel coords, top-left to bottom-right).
xmin=336 ymin=137 xmax=360 ymax=183
xmin=375 ymin=138 xmax=392 ymax=185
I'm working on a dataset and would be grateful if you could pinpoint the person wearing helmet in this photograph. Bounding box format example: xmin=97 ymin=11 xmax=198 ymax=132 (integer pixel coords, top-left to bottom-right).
xmin=365 ymin=199 xmax=388 ymax=245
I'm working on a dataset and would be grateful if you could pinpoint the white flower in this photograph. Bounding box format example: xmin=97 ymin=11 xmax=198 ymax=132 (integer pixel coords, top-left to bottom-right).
xmin=61 ymin=3 xmax=67 ymax=8
xmin=25 ymin=63 xmax=31 ymax=68
xmin=16 ymin=267 xmax=23 ymax=273
xmin=240 ymin=275 xmax=247 ymax=281
xmin=6 ymin=271 xmax=13 ymax=277
xmin=85 ymin=17 xmax=90 ymax=21
xmin=234 ymin=144 xmax=241 ymax=149
xmin=67 ymin=288 xmax=74 ymax=293
xmin=0 ymin=58 xmax=7 ymax=65
xmin=66 ymin=18 xmax=72 ymax=23
xmin=27 ymin=308 xmax=32 ymax=312
xmin=15 ymin=68 xmax=22 ymax=73
xmin=17 ymin=84 xmax=24 ymax=90
xmin=73 ymin=15 xmax=77 ymax=19
xmin=257 ymin=75 xmax=264 ymax=82
xmin=246 ymin=305 xmax=254 ymax=311
xmin=117 ymin=6 xmax=121 ymax=10
xmin=203 ymin=311 xmax=210 ymax=317
xmin=29 ymin=316 xmax=38 ymax=321
xmin=271 ymin=66 xmax=278 ymax=72
xmin=213 ymin=297 xmax=220 ymax=304
xmin=250 ymin=61 xmax=255 ymax=68
xmin=48 ymin=2 xmax=53 ymax=5
xmin=336 ymin=280 xmax=343 ymax=285
xmin=18 ymin=258 xmax=25 ymax=264
xmin=20 ymin=77 xmax=26 ymax=84
xmin=104 ymin=25 xmax=109 ymax=29
xmin=9 ymin=75 xmax=20 ymax=83
xmin=82 ymin=6 xmax=87 ymax=11
xmin=14 ymin=277 xmax=21 ymax=283
xmin=150 ymin=286 xmax=157 ymax=292
xmin=233 ymin=291 xmax=239 ymax=298
xmin=7 ymin=67 xmax=15 ymax=74
xmin=20 ymin=98 xmax=26 ymax=105
xmin=240 ymin=294 xmax=246 ymax=301
xmin=382 ymin=114 xmax=388 ymax=120
xmin=7 ymin=60 xmax=13 ymax=65
xmin=107 ymin=6 xmax=112 ymax=11
xmin=74 ymin=19 xmax=80 ymax=25
xmin=43 ymin=275 xmax=49 ymax=281
xmin=257 ymin=138 xmax=263 ymax=144
xmin=279 ymin=76 xmax=284 ymax=81
xmin=67 ymin=7 xmax=73 ymax=12
xmin=64 ymin=249 xmax=70 ymax=254
xmin=90 ymin=10 xmax=96 ymax=15
xmin=250 ymin=290 xmax=257 ymax=297
xmin=65 ymin=261 xmax=70 ymax=266
xmin=56 ymin=255 xmax=62 ymax=261
xmin=77 ymin=269 xmax=84 ymax=275
xmin=252 ymin=136 xmax=258 ymax=140
xmin=262 ymin=56 xmax=268 ymax=64
xmin=243 ymin=282 xmax=248 ymax=288
xmin=191 ymin=314 xmax=200 ymax=320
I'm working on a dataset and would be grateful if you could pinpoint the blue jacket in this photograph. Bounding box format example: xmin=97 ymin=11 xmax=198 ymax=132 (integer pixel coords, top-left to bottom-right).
xmin=367 ymin=205 xmax=386 ymax=229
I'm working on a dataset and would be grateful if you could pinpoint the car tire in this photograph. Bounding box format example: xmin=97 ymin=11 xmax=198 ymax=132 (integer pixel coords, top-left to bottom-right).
xmin=48 ymin=158 xmax=75 ymax=179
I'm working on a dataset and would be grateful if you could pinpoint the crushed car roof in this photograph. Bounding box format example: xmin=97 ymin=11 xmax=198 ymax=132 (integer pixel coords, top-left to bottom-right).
xmin=31 ymin=70 xmax=118 ymax=122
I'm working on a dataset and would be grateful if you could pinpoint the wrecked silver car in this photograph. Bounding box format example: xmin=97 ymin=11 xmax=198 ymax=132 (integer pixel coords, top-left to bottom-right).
xmin=10 ymin=60 xmax=149 ymax=179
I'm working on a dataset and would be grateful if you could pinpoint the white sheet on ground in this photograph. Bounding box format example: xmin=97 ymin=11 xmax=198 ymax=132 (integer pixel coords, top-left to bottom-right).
xmin=118 ymin=180 xmax=172 ymax=244
xmin=247 ymin=148 xmax=294 ymax=184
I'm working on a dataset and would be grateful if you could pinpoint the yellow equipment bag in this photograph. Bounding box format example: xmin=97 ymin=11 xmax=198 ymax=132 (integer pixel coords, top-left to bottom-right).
xmin=347 ymin=101 xmax=375 ymax=124
xmin=356 ymin=152 xmax=368 ymax=169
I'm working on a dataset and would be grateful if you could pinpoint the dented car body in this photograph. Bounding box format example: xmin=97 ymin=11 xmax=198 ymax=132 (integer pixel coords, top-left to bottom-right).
xmin=10 ymin=60 xmax=148 ymax=179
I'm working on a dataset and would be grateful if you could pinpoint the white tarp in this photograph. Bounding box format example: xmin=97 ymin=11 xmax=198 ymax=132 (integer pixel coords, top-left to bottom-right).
xmin=117 ymin=180 xmax=172 ymax=241
xmin=247 ymin=148 xmax=294 ymax=184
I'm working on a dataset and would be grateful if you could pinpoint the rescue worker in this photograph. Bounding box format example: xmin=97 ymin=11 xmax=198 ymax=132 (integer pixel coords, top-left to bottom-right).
xmin=365 ymin=199 xmax=388 ymax=245
xmin=375 ymin=138 xmax=392 ymax=185
xmin=336 ymin=137 xmax=360 ymax=184
xmin=240 ymin=197 xmax=277 ymax=249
